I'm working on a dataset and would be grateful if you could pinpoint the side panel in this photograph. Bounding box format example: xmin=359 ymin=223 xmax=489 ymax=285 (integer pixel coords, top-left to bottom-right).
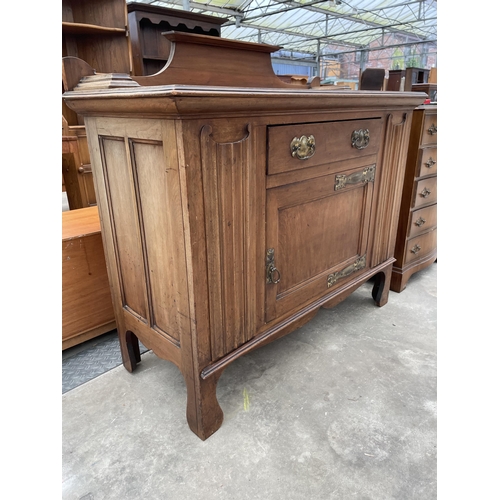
xmin=85 ymin=117 xmax=189 ymax=349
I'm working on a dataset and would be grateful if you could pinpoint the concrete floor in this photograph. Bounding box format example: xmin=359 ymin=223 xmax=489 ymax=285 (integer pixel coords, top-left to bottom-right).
xmin=62 ymin=263 xmax=437 ymax=500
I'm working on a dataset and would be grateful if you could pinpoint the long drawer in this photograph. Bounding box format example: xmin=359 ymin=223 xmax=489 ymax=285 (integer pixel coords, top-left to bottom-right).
xmin=420 ymin=112 xmax=437 ymax=146
xmin=417 ymin=146 xmax=437 ymax=177
xmin=405 ymin=228 xmax=437 ymax=264
xmin=413 ymin=176 xmax=437 ymax=209
xmin=408 ymin=204 xmax=437 ymax=238
xmin=267 ymin=118 xmax=383 ymax=175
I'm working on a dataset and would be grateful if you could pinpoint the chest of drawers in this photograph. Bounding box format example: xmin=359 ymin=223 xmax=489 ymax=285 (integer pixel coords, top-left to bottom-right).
xmin=391 ymin=105 xmax=437 ymax=292
xmin=64 ymin=32 xmax=424 ymax=440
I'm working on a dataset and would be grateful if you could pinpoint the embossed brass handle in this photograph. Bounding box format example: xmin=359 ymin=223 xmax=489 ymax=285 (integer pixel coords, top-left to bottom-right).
xmin=335 ymin=165 xmax=375 ymax=191
xmin=420 ymin=187 xmax=431 ymax=198
xmin=290 ymin=135 xmax=316 ymax=160
xmin=266 ymin=248 xmax=281 ymax=284
xmin=327 ymin=255 xmax=366 ymax=288
xmin=415 ymin=217 xmax=426 ymax=227
xmin=427 ymin=123 xmax=437 ymax=135
xmin=411 ymin=244 xmax=421 ymax=254
xmin=351 ymin=129 xmax=370 ymax=150
xmin=425 ymin=157 xmax=436 ymax=168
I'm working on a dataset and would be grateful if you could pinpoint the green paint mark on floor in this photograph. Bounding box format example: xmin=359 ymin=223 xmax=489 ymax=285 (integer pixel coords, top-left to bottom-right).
xmin=243 ymin=388 xmax=250 ymax=411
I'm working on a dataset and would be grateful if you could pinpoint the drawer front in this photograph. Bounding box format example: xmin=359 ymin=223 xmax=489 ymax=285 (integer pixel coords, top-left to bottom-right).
xmin=413 ymin=176 xmax=437 ymax=209
xmin=421 ymin=112 xmax=437 ymax=146
xmin=267 ymin=118 xmax=383 ymax=175
xmin=408 ymin=204 xmax=437 ymax=238
xmin=417 ymin=146 xmax=437 ymax=177
xmin=406 ymin=228 xmax=437 ymax=264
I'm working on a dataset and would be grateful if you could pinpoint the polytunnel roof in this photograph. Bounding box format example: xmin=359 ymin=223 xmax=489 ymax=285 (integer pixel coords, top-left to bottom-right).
xmin=127 ymin=0 xmax=437 ymax=58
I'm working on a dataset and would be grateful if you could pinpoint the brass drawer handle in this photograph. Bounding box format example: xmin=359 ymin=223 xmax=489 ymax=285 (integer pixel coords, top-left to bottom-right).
xmin=335 ymin=165 xmax=375 ymax=191
xmin=425 ymin=157 xmax=436 ymax=168
xmin=427 ymin=123 xmax=437 ymax=135
xmin=351 ymin=129 xmax=370 ymax=150
xmin=411 ymin=244 xmax=421 ymax=254
xmin=327 ymin=255 xmax=366 ymax=288
xmin=266 ymin=248 xmax=281 ymax=284
xmin=415 ymin=217 xmax=426 ymax=227
xmin=290 ymin=135 xmax=316 ymax=160
xmin=420 ymin=187 xmax=432 ymax=198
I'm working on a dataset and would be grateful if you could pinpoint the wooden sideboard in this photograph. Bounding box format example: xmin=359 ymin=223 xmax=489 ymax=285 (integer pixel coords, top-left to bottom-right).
xmin=64 ymin=32 xmax=425 ymax=440
xmin=391 ymin=104 xmax=437 ymax=292
xmin=62 ymin=206 xmax=116 ymax=349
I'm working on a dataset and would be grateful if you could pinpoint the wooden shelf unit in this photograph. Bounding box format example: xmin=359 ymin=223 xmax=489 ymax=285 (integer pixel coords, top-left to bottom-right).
xmin=62 ymin=0 xmax=132 ymax=210
xmin=127 ymin=2 xmax=227 ymax=76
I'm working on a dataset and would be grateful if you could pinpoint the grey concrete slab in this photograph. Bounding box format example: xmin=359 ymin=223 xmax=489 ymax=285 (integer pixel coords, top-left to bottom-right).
xmin=62 ymin=264 xmax=437 ymax=500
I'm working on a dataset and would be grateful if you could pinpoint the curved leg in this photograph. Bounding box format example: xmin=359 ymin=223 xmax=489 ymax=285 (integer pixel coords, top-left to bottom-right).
xmin=184 ymin=371 xmax=224 ymax=441
xmin=118 ymin=329 xmax=142 ymax=373
xmin=372 ymin=265 xmax=392 ymax=307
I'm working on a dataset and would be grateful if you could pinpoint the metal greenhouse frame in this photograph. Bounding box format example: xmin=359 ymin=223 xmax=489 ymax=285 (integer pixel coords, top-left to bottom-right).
xmin=127 ymin=0 xmax=437 ymax=81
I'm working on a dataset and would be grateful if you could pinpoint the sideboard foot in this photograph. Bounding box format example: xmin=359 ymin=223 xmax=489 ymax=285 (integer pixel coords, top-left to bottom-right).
xmin=119 ymin=329 xmax=142 ymax=373
xmin=372 ymin=265 xmax=391 ymax=307
xmin=185 ymin=372 xmax=224 ymax=441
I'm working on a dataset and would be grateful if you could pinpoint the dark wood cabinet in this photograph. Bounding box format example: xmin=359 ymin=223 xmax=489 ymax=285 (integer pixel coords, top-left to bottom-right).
xmin=64 ymin=33 xmax=425 ymax=440
xmin=127 ymin=2 xmax=226 ymax=76
xmin=387 ymin=67 xmax=430 ymax=92
xmin=391 ymin=104 xmax=437 ymax=292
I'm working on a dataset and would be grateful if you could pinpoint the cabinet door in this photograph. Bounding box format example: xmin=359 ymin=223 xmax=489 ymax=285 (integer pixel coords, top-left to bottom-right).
xmin=265 ymin=163 xmax=375 ymax=322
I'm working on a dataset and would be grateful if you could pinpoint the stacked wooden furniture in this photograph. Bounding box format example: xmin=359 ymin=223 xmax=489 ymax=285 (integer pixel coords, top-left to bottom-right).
xmin=387 ymin=67 xmax=430 ymax=92
xmin=127 ymin=2 xmax=227 ymax=76
xmin=391 ymin=104 xmax=437 ymax=292
xmin=62 ymin=0 xmax=132 ymax=209
xmin=64 ymin=32 xmax=425 ymax=440
xmin=411 ymin=83 xmax=437 ymax=103
xmin=62 ymin=207 xmax=116 ymax=350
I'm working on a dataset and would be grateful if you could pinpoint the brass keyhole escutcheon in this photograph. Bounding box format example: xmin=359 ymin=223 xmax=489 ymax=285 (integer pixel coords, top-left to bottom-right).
xmin=290 ymin=135 xmax=316 ymax=160
xmin=266 ymin=248 xmax=281 ymax=284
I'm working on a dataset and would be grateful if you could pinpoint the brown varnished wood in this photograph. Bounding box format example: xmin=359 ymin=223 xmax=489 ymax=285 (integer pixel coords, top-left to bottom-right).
xmin=127 ymin=3 xmax=226 ymax=77
xmin=64 ymin=37 xmax=424 ymax=439
xmin=267 ymin=118 xmax=383 ymax=175
xmin=132 ymin=32 xmax=294 ymax=89
xmin=391 ymin=105 xmax=437 ymax=292
xmin=62 ymin=207 xmax=116 ymax=349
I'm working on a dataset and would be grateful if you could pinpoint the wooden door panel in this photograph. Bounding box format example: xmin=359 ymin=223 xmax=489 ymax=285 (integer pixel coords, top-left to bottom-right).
xmin=266 ymin=165 xmax=374 ymax=322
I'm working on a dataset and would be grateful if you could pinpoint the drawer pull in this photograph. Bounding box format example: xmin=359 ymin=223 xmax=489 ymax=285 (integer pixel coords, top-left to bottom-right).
xmin=351 ymin=129 xmax=370 ymax=150
xmin=425 ymin=157 xmax=436 ymax=168
xmin=415 ymin=217 xmax=426 ymax=227
xmin=290 ymin=135 xmax=316 ymax=160
xmin=420 ymin=187 xmax=432 ymax=198
xmin=411 ymin=244 xmax=421 ymax=254
xmin=327 ymin=255 xmax=366 ymax=288
xmin=266 ymin=248 xmax=281 ymax=284
xmin=335 ymin=165 xmax=376 ymax=191
xmin=427 ymin=123 xmax=437 ymax=135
